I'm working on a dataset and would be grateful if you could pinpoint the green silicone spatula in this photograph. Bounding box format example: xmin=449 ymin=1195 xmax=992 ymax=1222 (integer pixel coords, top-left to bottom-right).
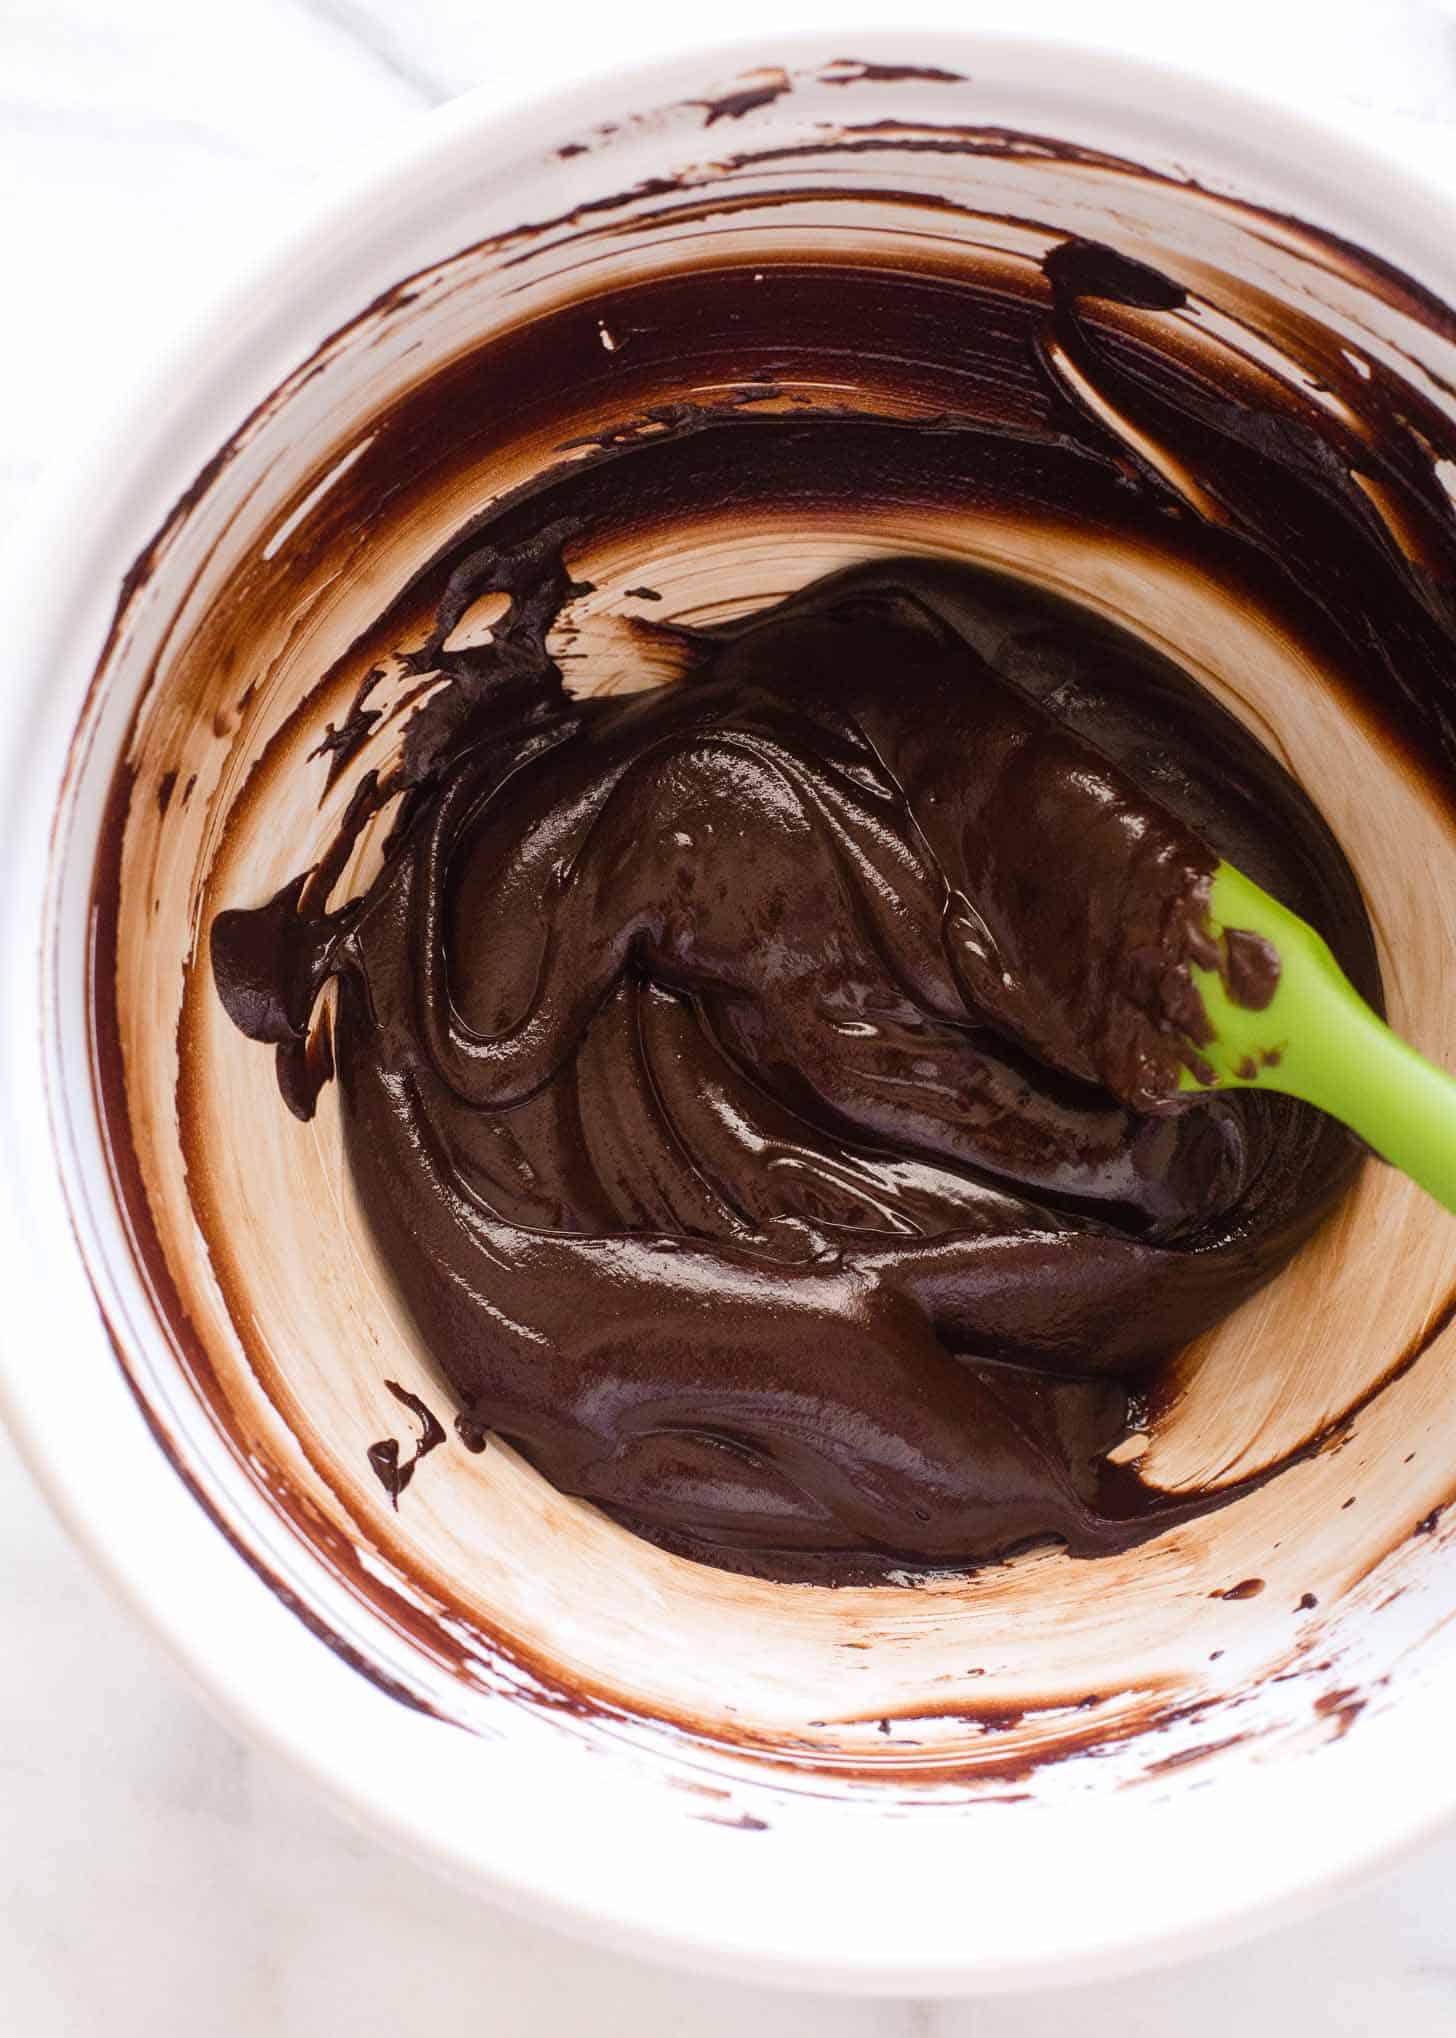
xmin=1182 ymin=864 xmax=1456 ymax=1214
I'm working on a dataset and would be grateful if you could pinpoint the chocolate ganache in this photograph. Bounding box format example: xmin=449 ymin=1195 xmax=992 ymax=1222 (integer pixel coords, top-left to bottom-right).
xmin=208 ymin=237 xmax=1395 ymax=1582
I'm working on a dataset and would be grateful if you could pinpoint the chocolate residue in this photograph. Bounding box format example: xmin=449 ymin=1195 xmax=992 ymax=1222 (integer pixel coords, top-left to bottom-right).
xmin=1314 ymin=1687 xmax=1367 ymax=1739
xmin=695 ymin=74 xmax=792 ymax=125
xmin=1298 ymin=1591 xmax=1319 ymax=1610
xmin=1144 ymin=1733 xmax=1248 ymax=1776
xmin=87 ymin=1294 xmax=448 ymax=1719
xmin=366 ymin=1378 xmax=447 ymax=1507
xmin=1042 ymin=236 xmax=1188 ymax=312
xmin=821 ymin=60 xmax=968 ymax=87
xmin=1222 ymin=927 xmax=1282 ymax=1011
xmin=308 ymin=666 xmax=385 ymax=794
xmin=1214 ymin=1578 xmax=1266 ymax=1600
xmin=386 ymin=1378 xmax=447 ymax=1454
xmin=367 ymin=1437 xmax=408 ymax=1507
xmin=1416 ymin=1506 xmax=1445 ymax=1534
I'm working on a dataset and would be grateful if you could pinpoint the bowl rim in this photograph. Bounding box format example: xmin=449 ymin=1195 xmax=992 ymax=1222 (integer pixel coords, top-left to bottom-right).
xmin=5 ymin=25 xmax=1456 ymax=1995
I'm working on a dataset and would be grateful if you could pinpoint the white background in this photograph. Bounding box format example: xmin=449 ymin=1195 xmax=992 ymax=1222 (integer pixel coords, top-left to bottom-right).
xmin=6 ymin=2 xmax=1456 ymax=2030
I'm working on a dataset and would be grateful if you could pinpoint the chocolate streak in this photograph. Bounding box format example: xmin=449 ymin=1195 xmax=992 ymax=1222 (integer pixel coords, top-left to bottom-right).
xmin=367 ymin=1380 xmax=447 ymax=1507
xmin=206 ymin=237 xmax=1404 ymax=1581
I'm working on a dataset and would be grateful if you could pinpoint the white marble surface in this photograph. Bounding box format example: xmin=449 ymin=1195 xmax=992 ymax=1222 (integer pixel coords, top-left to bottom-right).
xmin=6 ymin=1 xmax=1456 ymax=2028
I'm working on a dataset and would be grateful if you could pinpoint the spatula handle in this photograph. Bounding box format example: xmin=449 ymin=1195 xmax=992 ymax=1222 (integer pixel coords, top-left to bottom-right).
xmin=1180 ymin=864 xmax=1456 ymax=1215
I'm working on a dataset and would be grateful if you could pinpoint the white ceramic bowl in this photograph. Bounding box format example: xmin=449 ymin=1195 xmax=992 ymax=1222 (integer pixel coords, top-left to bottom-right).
xmin=8 ymin=31 xmax=1456 ymax=1996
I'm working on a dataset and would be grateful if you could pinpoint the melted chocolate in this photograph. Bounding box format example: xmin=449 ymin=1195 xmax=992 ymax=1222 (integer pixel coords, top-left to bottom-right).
xmin=213 ymin=534 xmax=1377 ymax=1577
xmin=1223 ymin=927 xmax=1281 ymax=1010
xmin=366 ymin=1378 xmax=448 ymax=1506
